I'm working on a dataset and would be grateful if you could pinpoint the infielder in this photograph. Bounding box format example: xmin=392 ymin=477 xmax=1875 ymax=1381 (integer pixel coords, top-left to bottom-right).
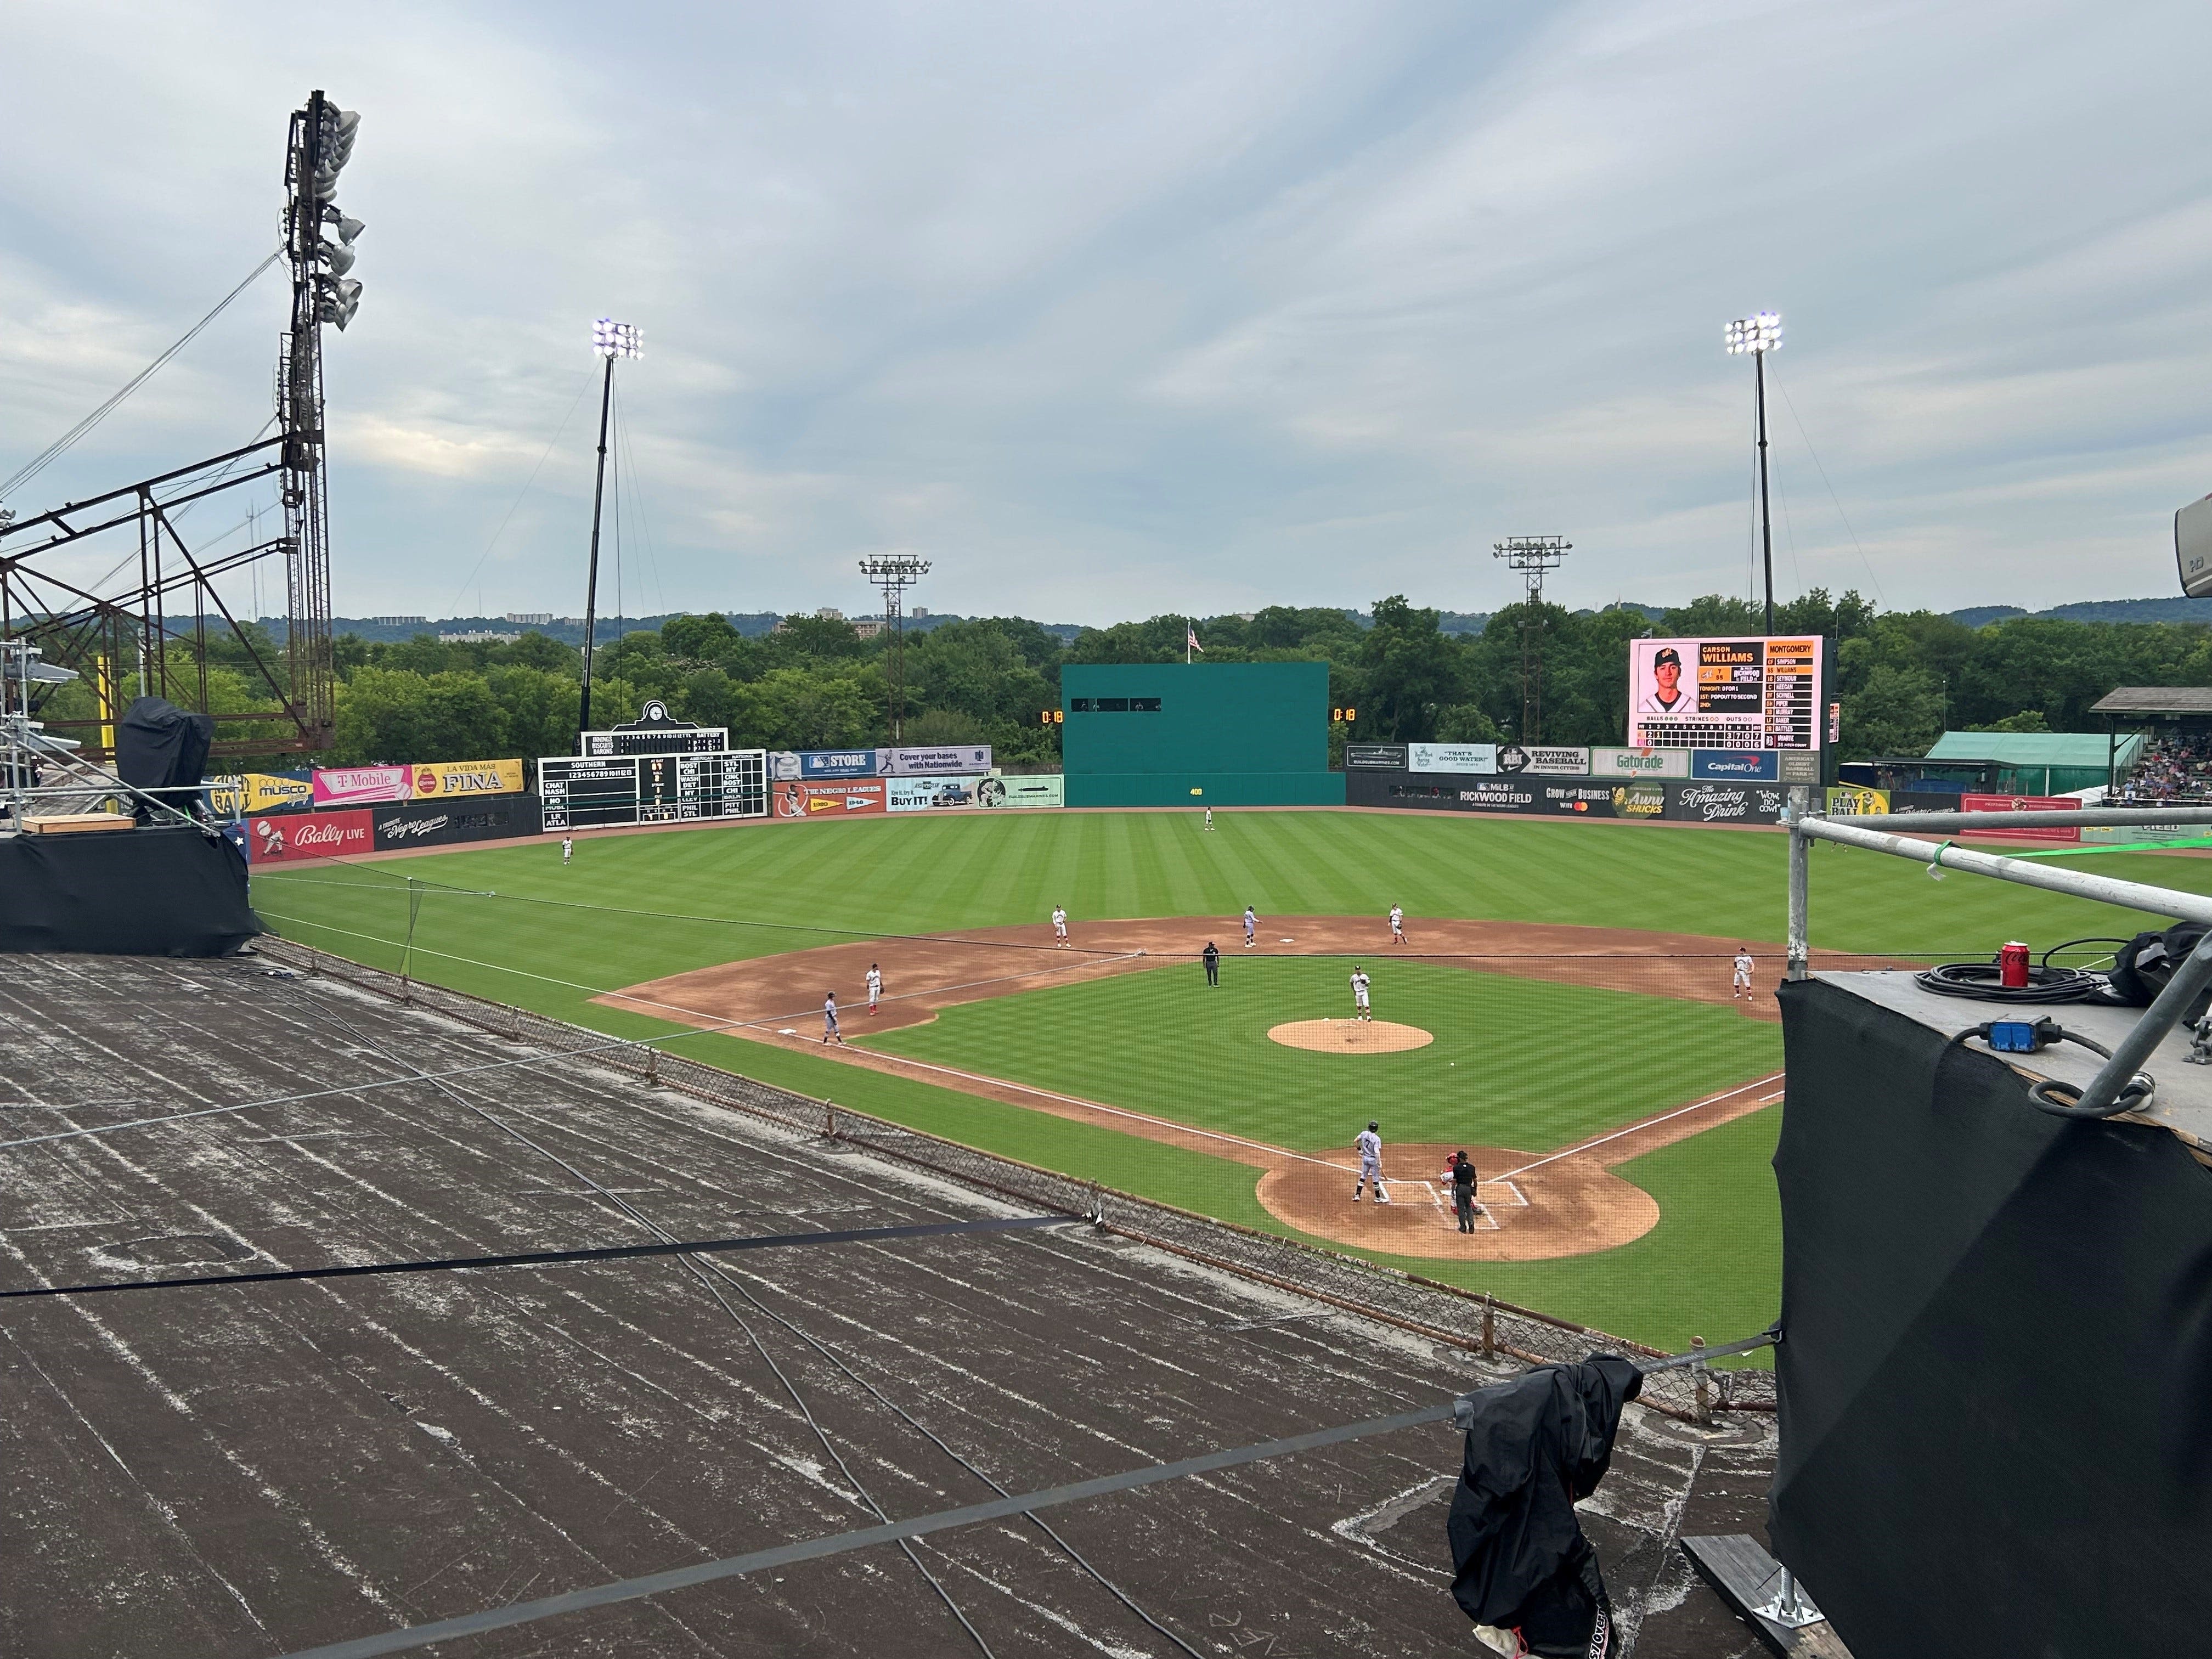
xmin=865 ymin=962 xmax=883 ymax=1014
xmin=1052 ymin=905 xmax=1070 ymax=947
xmin=1389 ymin=905 xmax=1406 ymax=944
xmin=821 ymin=992 xmax=843 ymax=1045
xmin=1350 ymin=966 xmax=1372 ymax=1022
xmin=1353 ymin=1120 xmax=1389 ymax=1204
xmin=1732 ymin=946 xmax=1754 ymax=1000
xmin=561 ymin=836 xmax=573 ymax=865
xmin=1243 ymin=905 xmax=1258 ymax=949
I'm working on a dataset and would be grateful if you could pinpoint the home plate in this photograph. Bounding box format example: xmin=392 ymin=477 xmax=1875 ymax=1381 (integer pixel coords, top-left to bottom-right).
xmin=778 ymin=1028 xmax=799 ymax=1036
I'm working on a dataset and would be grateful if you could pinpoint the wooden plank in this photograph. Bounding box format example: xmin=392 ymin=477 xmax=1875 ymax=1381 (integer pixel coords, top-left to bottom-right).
xmin=23 ymin=812 xmax=137 ymax=834
xmin=1679 ymin=1534 xmax=1857 ymax=1657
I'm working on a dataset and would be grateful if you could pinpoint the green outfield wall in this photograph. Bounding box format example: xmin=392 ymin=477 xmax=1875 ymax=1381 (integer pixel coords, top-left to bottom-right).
xmin=1061 ymin=662 xmax=1344 ymax=807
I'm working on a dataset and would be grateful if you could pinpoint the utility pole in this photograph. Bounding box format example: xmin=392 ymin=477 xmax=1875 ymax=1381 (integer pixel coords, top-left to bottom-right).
xmin=1492 ymin=535 xmax=1571 ymax=744
xmin=1725 ymin=312 xmax=1783 ymax=634
xmin=579 ymin=319 xmax=640 ymax=738
xmin=859 ymin=555 xmax=930 ymax=742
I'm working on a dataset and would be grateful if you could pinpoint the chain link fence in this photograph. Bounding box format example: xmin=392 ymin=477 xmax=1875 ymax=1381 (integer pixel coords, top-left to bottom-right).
xmin=256 ymin=935 xmax=1774 ymax=1423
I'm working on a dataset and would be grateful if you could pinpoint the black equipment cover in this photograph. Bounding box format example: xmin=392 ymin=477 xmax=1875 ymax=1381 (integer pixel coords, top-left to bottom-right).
xmin=114 ymin=695 xmax=214 ymax=795
xmin=1447 ymin=1355 xmax=1644 ymax=1655
xmin=2107 ymin=920 xmax=2212 ymax=1022
xmin=1772 ymin=977 xmax=2212 ymax=1657
xmin=0 ymin=825 xmax=260 ymax=956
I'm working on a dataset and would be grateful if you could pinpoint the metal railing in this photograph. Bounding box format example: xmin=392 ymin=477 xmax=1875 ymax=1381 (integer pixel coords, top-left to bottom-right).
xmin=253 ymin=935 xmax=1776 ymax=1423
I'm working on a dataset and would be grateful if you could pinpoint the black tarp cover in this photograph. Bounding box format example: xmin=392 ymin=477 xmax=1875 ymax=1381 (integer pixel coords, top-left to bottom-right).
xmin=114 ymin=695 xmax=214 ymax=793
xmin=1447 ymin=1354 xmax=1644 ymax=1651
xmin=0 ymin=826 xmax=260 ymax=956
xmin=1772 ymin=977 xmax=2212 ymax=1658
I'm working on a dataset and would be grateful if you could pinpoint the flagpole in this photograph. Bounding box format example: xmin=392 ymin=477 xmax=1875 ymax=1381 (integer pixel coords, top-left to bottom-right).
xmin=1186 ymin=616 xmax=1191 ymax=665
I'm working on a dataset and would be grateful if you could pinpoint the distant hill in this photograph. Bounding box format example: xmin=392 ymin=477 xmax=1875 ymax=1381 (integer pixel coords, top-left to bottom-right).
xmin=1950 ymin=598 xmax=2212 ymax=629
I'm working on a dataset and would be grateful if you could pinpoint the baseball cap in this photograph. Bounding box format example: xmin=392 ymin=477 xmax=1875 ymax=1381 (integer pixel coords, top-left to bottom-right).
xmin=1655 ymin=646 xmax=1681 ymax=666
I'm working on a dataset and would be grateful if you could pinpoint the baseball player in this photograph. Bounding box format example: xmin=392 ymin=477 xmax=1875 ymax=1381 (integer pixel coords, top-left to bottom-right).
xmin=1243 ymin=906 xmax=1258 ymax=949
xmin=1389 ymin=905 xmax=1406 ymax=945
xmin=865 ymin=962 xmax=883 ymax=1013
xmin=1052 ymin=905 xmax=1069 ymax=947
xmin=821 ymin=992 xmax=843 ymax=1045
xmin=1732 ymin=946 xmax=1755 ymax=1000
xmin=1353 ymin=1120 xmax=1389 ymax=1203
xmin=561 ymin=836 xmax=573 ymax=866
xmin=1350 ymin=966 xmax=1372 ymax=1023
xmin=1204 ymin=806 xmax=1214 ymax=831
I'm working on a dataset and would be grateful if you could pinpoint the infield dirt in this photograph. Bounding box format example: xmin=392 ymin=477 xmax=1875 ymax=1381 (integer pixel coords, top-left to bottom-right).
xmin=599 ymin=917 xmax=1814 ymax=1261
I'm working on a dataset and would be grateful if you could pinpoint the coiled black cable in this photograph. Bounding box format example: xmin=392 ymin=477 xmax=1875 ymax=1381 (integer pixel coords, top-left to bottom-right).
xmin=1913 ymin=961 xmax=2107 ymax=1003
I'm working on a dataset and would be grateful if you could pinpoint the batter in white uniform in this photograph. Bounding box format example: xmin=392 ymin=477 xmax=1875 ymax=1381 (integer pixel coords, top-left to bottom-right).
xmin=1353 ymin=1120 xmax=1389 ymax=1204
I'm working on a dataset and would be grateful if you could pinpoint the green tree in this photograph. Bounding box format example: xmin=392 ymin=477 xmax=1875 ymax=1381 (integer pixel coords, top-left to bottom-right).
xmin=1839 ymin=663 xmax=1946 ymax=759
xmin=1356 ymin=595 xmax=1466 ymax=742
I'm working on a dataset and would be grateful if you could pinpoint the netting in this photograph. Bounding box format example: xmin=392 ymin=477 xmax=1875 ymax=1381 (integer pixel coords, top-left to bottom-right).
xmin=256 ymin=932 xmax=1787 ymax=1421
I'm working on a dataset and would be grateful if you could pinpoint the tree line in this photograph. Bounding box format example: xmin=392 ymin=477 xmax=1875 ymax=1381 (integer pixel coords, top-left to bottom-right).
xmin=38 ymin=591 xmax=2212 ymax=770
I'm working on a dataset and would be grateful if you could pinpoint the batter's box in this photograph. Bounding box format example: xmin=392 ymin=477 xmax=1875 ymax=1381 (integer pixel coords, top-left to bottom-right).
xmin=1404 ymin=1180 xmax=1504 ymax=1231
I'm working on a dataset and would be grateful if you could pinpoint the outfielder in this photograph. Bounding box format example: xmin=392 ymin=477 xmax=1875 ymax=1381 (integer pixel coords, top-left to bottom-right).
xmin=1350 ymin=966 xmax=1372 ymax=1022
xmin=1732 ymin=946 xmax=1754 ymax=1000
xmin=865 ymin=962 xmax=883 ymax=1014
xmin=561 ymin=836 xmax=573 ymax=866
xmin=1204 ymin=806 xmax=1214 ymax=831
xmin=1389 ymin=905 xmax=1406 ymax=944
xmin=1353 ymin=1120 xmax=1389 ymax=1203
xmin=1243 ymin=905 xmax=1258 ymax=949
xmin=1052 ymin=906 xmax=1069 ymax=947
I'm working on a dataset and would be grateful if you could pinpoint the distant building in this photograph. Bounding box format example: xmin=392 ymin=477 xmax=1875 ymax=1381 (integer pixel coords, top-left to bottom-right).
xmin=815 ymin=607 xmax=845 ymax=621
xmin=911 ymin=607 xmax=929 ymax=618
xmin=853 ymin=619 xmax=885 ymax=639
xmin=439 ymin=629 xmax=522 ymax=644
xmin=370 ymin=615 xmax=428 ymax=627
xmin=505 ymin=612 xmax=554 ymax=625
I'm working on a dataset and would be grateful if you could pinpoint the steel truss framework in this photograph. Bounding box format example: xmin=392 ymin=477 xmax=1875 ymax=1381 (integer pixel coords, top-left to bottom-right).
xmin=0 ymin=91 xmax=344 ymax=762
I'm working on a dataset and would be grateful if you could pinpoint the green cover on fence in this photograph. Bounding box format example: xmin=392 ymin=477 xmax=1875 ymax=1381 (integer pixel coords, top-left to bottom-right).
xmin=1061 ymin=662 xmax=1340 ymax=808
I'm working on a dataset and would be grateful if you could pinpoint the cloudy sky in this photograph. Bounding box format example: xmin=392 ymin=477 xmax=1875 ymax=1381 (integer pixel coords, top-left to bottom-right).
xmin=5 ymin=1 xmax=2210 ymax=625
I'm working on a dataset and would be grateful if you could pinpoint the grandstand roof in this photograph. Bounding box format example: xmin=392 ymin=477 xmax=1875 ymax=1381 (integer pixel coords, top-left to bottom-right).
xmin=2089 ymin=686 xmax=2212 ymax=716
xmin=0 ymin=949 xmax=1774 ymax=1659
xmin=1925 ymin=730 xmax=2140 ymax=766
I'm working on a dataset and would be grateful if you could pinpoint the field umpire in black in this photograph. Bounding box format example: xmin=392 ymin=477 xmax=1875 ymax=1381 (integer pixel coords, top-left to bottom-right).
xmin=1203 ymin=940 xmax=1221 ymax=986
xmin=1451 ymin=1150 xmax=1480 ymax=1232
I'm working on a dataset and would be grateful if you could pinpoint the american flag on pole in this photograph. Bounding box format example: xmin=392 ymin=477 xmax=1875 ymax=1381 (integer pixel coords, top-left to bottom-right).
xmin=1187 ymin=624 xmax=1204 ymax=653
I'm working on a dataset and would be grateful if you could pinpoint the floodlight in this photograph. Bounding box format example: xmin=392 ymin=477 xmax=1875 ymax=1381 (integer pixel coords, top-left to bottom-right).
xmin=1724 ymin=311 xmax=1784 ymax=355
xmin=318 ymin=277 xmax=363 ymax=330
xmin=592 ymin=318 xmax=642 ymax=360
xmin=319 ymin=239 xmax=356 ymax=276
xmin=323 ymin=209 xmax=365 ymax=245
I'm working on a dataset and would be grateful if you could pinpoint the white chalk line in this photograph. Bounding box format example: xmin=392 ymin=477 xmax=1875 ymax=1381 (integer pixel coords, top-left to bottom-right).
xmin=1493 ymin=1074 xmax=1785 ymax=1181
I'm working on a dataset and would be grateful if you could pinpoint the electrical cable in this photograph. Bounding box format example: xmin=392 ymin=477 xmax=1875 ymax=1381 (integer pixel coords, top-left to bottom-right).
xmin=1912 ymin=961 xmax=2106 ymax=1003
xmin=1939 ymin=1018 xmax=2154 ymax=1119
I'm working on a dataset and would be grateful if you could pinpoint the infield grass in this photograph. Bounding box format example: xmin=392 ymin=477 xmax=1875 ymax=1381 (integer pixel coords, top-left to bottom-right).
xmin=252 ymin=809 xmax=2212 ymax=1352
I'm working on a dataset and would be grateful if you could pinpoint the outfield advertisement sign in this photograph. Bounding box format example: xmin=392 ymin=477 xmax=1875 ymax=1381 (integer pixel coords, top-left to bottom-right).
xmin=773 ymin=780 xmax=887 ymax=818
xmin=1347 ymin=769 xmax=1784 ymax=823
xmin=409 ymin=759 xmax=524 ymax=799
xmin=1590 ymin=747 xmax=1689 ymax=780
xmin=981 ymin=774 xmax=1064 ymax=808
xmin=1494 ymin=745 xmax=1590 ymax=776
xmin=209 ymin=772 xmax=317 ymax=815
xmin=312 ymin=765 xmax=411 ymax=806
xmin=1407 ymin=742 xmax=1496 ymax=774
xmin=887 ymin=777 xmax=990 ymax=812
xmin=1959 ymin=793 xmax=2080 ymax=843
xmin=1344 ymin=743 xmax=1408 ymax=771
xmin=1665 ymin=782 xmax=1787 ymax=825
xmin=1825 ymin=785 xmax=1891 ymax=816
xmin=1690 ymin=751 xmax=1781 ymax=782
xmin=371 ymin=797 xmax=542 ymax=849
xmin=886 ymin=745 xmax=993 ymax=776
xmin=248 ymin=808 xmax=373 ymax=862
xmin=799 ymin=749 xmax=881 ymax=779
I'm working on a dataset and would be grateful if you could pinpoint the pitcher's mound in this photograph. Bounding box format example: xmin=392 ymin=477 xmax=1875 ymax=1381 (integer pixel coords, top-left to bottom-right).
xmin=1269 ymin=1019 xmax=1433 ymax=1053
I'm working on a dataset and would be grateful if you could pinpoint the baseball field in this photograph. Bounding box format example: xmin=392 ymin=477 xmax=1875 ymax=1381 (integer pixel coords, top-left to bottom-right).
xmin=253 ymin=809 xmax=2212 ymax=1356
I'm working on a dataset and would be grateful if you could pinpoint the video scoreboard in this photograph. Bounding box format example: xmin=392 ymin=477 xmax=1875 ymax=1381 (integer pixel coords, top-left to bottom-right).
xmin=1627 ymin=635 xmax=1824 ymax=751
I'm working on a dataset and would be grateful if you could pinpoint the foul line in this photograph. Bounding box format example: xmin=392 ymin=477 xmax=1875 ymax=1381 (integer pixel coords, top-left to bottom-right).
xmin=266 ymin=1398 xmax=1455 ymax=1659
xmin=1494 ymin=1073 xmax=1785 ymax=1181
xmin=0 ymin=1215 xmax=1078 ymax=1301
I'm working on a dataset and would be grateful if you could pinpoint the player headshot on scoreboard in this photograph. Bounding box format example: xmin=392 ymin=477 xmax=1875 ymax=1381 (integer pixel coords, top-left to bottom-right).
xmin=1638 ymin=646 xmax=1688 ymax=715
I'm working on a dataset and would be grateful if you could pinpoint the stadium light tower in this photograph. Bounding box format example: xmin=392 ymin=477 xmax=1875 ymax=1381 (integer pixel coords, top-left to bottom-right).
xmin=578 ymin=318 xmax=641 ymax=737
xmin=859 ymin=554 xmax=931 ymax=742
xmin=1492 ymin=534 xmax=1571 ymax=744
xmin=1725 ymin=311 xmax=1783 ymax=634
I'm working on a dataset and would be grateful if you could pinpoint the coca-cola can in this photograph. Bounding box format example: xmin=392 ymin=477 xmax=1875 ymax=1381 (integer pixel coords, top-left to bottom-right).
xmin=2000 ymin=941 xmax=2030 ymax=988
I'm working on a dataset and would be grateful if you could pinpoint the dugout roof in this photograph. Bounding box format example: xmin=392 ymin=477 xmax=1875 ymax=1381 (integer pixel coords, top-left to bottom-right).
xmin=2089 ymin=685 xmax=2212 ymax=716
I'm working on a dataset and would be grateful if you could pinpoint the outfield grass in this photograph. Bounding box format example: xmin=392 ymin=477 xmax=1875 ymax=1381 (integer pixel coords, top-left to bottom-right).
xmin=252 ymin=809 xmax=2212 ymax=1354
xmin=858 ymin=958 xmax=1781 ymax=1154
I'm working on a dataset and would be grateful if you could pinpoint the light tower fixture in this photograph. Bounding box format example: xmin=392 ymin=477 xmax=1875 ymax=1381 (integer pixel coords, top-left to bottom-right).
xmin=1724 ymin=310 xmax=1783 ymax=632
xmin=578 ymin=318 xmax=643 ymax=737
xmin=859 ymin=554 xmax=932 ymax=742
xmin=1493 ymin=534 xmax=1571 ymax=745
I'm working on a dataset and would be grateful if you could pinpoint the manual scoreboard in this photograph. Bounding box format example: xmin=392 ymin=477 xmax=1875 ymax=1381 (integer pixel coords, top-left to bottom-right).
xmin=539 ymin=699 xmax=768 ymax=830
xmin=1626 ymin=636 xmax=1824 ymax=751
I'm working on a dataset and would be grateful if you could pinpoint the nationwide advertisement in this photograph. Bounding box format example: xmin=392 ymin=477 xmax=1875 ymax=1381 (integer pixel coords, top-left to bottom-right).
xmin=885 ymin=745 xmax=994 ymax=776
xmin=1666 ymin=782 xmax=1788 ymax=825
xmin=1825 ymin=785 xmax=1891 ymax=817
xmin=772 ymin=780 xmax=888 ymax=819
xmin=1627 ymin=635 xmax=1823 ymax=751
xmin=1691 ymin=751 xmax=1781 ymax=782
xmin=409 ymin=759 xmax=524 ymax=800
xmin=248 ymin=808 xmax=373 ymax=862
xmin=887 ymin=777 xmax=987 ymax=812
xmin=1407 ymin=742 xmax=1496 ymax=774
xmin=209 ymin=772 xmax=317 ymax=815
xmin=1590 ymin=747 xmax=1689 ymax=780
xmin=1343 ymin=743 xmax=1409 ymax=771
xmin=1494 ymin=745 xmax=1590 ymax=777
xmin=1960 ymin=793 xmax=2079 ymax=843
xmin=312 ymin=765 xmax=411 ymax=806
xmin=799 ymin=749 xmax=881 ymax=780
xmin=980 ymin=774 xmax=1065 ymax=808
xmin=371 ymin=797 xmax=542 ymax=850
